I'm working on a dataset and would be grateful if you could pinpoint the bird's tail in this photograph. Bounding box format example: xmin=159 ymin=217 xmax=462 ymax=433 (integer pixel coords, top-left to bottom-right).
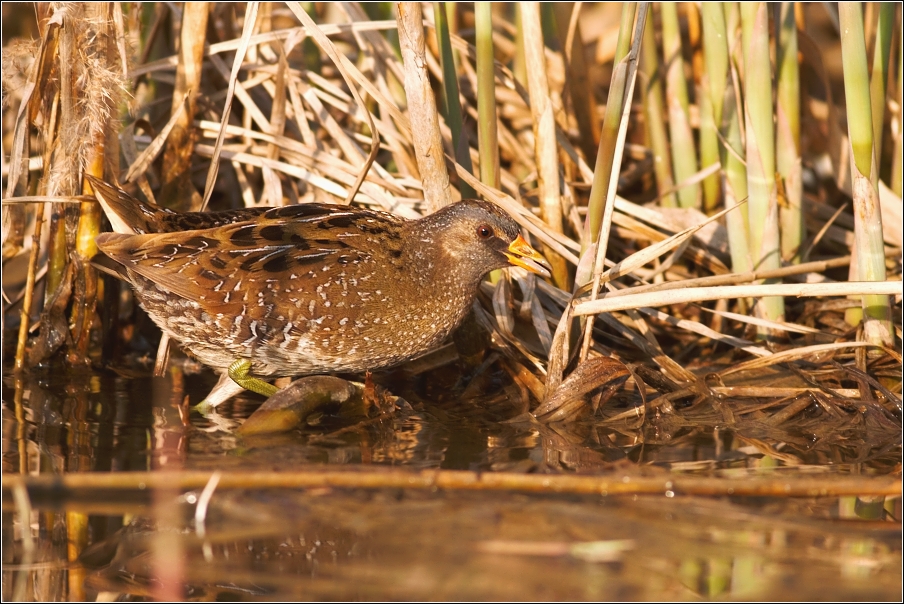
xmin=85 ymin=175 xmax=170 ymax=235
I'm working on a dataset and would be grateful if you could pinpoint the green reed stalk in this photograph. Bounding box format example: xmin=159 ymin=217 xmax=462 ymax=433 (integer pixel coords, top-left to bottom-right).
xmin=869 ymin=3 xmax=894 ymax=171
xmin=583 ymin=2 xmax=636 ymax=248
xmin=661 ymin=2 xmax=699 ymax=209
xmin=641 ymin=14 xmax=677 ymax=208
xmin=839 ymin=2 xmax=893 ymax=346
xmin=702 ymin=3 xmax=751 ymax=274
xmin=893 ymin=37 xmax=903 ymax=198
xmin=513 ymin=4 xmax=527 ymax=86
xmin=776 ymin=3 xmax=802 ymax=264
xmin=698 ymin=73 xmax=720 ymax=213
xmin=741 ymin=2 xmax=784 ymax=326
xmin=724 ymin=3 xmax=741 ymax=63
xmin=434 ymin=2 xmax=474 ymax=198
xmin=614 ymin=2 xmax=635 ymax=63
xmin=475 ymin=2 xmax=501 ymax=285
xmin=838 ymin=3 xmax=873 ymax=180
xmin=474 ymin=2 xmax=499 ymax=189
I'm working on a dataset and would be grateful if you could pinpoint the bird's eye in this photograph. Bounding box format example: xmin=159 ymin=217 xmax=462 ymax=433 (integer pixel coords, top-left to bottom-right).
xmin=476 ymin=224 xmax=493 ymax=239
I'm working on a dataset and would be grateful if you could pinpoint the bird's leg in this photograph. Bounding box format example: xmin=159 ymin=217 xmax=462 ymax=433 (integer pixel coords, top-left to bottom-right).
xmin=227 ymin=359 xmax=279 ymax=397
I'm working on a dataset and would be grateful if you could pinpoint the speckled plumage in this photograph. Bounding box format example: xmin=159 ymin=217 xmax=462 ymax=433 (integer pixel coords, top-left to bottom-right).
xmin=89 ymin=177 xmax=550 ymax=401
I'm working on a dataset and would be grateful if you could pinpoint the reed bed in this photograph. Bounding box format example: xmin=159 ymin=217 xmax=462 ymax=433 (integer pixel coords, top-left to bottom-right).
xmin=1 ymin=10 xmax=902 ymax=600
xmin=2 ymin=3 xmax=901 ymax=471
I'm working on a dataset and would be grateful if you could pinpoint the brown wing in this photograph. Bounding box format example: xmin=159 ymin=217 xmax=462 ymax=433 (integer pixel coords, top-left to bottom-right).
xmin=95 ymin=204 xmax=406 ymax=318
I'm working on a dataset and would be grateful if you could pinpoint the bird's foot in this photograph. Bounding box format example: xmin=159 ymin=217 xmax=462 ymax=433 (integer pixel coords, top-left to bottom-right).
xmin=227 ymin=359 xmax=279 ymax=397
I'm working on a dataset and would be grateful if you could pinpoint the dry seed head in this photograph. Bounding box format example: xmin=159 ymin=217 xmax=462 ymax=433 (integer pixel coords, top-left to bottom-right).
xmin=1 ymin=39 xmax=40 ymax=110
xmin=45 ymin=2 xmax=129 ymax=196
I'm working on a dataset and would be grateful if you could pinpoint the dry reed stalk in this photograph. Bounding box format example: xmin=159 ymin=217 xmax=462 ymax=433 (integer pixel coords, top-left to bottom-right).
xmin=199 ymin=2 xmax=260 ymax=210
xmin=4 ymin=468 xmax=899 ymax=498
xmin=396 ymin=2 xmax=452 ymax=211
xmin=12 ymin=201 xmax=44 ymax=374
xmin=603 ymin=255 xmax=856 ymax=297
xmin=719 ymin=340 xmax=898 ymax=376
xmin=573 ymin=281 xmax=901 ymax=316
xmin=44 ymin=203 xmax=70 ymax=307
xmin=160 ymin=2 xmax=209 ymax=211
xmin=521 ymin=2 xmax=569 ymax=289
xmin=11 ymin=17 xmax=60 ymax=373
xmin=553 ymin=2 xmax=600 ymax=166
xmin=263 ymin=43 xmax=288 ymax=206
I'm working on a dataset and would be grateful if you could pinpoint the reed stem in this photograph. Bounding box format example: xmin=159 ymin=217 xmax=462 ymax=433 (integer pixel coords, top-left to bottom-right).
xmin=776 ymin=3 xmax=802 ymax=264
xmin=741 ymin=2 xmax=784 ymax=327
xmin=839 ymin=2 xmax=893 ymax=346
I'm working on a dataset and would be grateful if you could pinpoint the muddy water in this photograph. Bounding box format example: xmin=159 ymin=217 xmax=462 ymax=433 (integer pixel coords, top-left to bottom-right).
xmin=2 ymin=363 xmax=901 ymax=601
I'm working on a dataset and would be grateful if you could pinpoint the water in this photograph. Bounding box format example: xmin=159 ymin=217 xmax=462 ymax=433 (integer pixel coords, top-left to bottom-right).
xmin=2 ymin=360 xmax=901 ymax=600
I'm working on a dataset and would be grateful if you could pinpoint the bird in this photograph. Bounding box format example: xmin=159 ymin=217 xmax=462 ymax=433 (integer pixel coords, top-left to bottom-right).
xmin=87 ymin=176 xmax=551 ymax=406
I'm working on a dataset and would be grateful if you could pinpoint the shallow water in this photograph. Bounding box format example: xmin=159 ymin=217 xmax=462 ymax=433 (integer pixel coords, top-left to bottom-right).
xmin=2 ymin=361 xmax=901 ymax=601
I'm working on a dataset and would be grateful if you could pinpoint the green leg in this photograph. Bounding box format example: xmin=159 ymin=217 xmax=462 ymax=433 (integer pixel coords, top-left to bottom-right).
xmin=228 ymin=359 xmax=279 ymax=397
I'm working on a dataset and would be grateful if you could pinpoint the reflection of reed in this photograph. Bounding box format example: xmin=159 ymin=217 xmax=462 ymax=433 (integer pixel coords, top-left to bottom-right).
xmin=369 ymin=416 xmax=428 ymax=466
xmin=14 ymin=488 xmax=903 ymax=601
